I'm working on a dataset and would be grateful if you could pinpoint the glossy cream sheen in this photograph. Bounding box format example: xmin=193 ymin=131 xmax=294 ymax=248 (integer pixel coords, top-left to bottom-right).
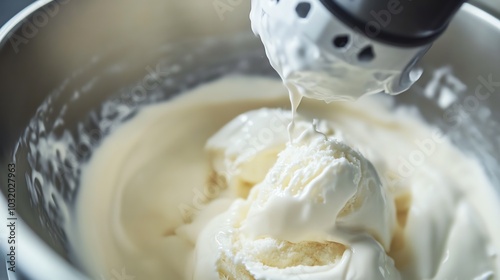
xmin=75 ymin=77 xmax=499 ymax=280
xmin=196 ymin=132 xmax=400 ymax=279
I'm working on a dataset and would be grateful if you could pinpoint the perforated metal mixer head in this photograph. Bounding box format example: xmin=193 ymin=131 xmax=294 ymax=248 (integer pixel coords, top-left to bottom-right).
xmin=250 ymin=0 xmax=464 ymax=101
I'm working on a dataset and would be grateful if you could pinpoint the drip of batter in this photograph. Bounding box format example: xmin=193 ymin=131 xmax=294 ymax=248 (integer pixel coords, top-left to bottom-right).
xmin=286 ymin=83 xmax=303 ymax=143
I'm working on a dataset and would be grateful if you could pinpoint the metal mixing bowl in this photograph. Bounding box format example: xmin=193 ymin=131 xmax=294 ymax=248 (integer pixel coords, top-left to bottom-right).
xmin=0 ymin=0 xmax=499 ymax=279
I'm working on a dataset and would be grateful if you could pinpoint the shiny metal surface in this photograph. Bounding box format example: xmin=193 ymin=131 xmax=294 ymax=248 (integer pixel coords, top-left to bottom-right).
xmin=0 ymin=1 xmax=499 ymax=279
xmin=251 ymin=0 xmax=430 ymax=99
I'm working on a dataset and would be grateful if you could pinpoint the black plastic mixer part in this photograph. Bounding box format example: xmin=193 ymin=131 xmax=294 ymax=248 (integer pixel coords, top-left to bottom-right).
xmin=320 ymin=0 xmax=467 ymax=47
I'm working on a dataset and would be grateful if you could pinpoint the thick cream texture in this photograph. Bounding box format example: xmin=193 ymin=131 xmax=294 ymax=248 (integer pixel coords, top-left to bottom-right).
xmin=197 ymin=134 xmax=400 ymax=280
xmin=238 ymin=136 xmax=396 ymax=248
xmin=75 ymin=76 xmax=500 ymax=280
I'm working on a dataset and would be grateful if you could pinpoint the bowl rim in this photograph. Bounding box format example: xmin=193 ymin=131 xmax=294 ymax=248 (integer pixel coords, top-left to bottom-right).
xmin=0 ymin=1 xmax=88 ymax=279
xmin=0 ymin=0 xmax=52 ymax=48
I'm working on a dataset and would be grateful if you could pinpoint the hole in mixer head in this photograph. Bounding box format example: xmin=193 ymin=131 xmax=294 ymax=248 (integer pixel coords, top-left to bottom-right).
xmin=296 ymin=2 xmax=311 ymax=18
xmin=358 ymin=46 xmax=375 ymax=62
xmin=333 ymin=35 xmax=350 ymax=48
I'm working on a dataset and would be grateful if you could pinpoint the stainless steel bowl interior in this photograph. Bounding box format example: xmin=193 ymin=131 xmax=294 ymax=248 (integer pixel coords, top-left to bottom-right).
xmin=0 ymin=1 xmax=499 ymax=279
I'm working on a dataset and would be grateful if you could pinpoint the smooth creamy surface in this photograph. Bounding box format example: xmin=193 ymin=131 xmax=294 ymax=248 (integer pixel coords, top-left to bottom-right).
xmin=75 ymin=76 xmax=500 ymax=280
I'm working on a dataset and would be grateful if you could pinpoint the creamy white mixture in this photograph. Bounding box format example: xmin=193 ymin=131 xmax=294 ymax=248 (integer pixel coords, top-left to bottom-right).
xmin=75 ymin=76 xmax=500 ymax=280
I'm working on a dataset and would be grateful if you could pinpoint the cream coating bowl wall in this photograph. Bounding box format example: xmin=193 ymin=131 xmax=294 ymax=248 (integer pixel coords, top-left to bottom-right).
xmin=0 ymin=0 xmax=499 ymax=279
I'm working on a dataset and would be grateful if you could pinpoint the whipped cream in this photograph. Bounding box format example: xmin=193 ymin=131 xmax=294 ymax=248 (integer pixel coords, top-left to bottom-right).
xmin=74 ymin=77 xmax=500 ymax=280
xmin=196 ymin=130 xmax=400 ymax=279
